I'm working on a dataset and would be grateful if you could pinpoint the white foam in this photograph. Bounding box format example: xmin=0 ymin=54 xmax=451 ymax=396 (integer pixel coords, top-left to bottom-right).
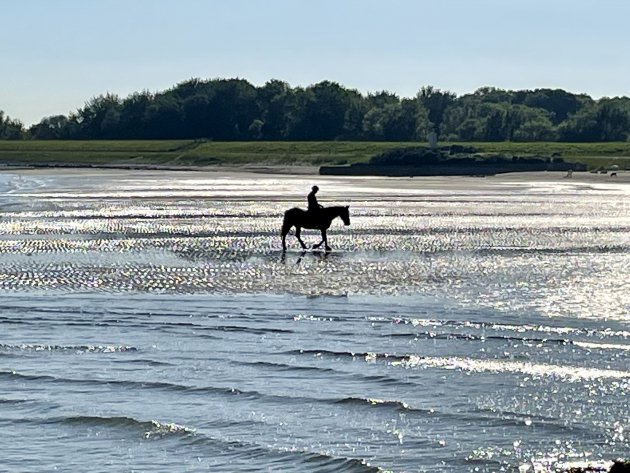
xmin=393 ymin=355 xmax=630 ymax=381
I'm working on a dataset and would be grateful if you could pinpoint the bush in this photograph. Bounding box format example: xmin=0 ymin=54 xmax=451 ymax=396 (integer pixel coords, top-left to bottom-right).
xmin=370 ymin=147 xmax=443 ymax=165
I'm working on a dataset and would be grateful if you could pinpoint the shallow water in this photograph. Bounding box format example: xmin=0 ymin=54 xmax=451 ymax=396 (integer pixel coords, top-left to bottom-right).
xmin=0 ymin=170 xmax=628 ymax=472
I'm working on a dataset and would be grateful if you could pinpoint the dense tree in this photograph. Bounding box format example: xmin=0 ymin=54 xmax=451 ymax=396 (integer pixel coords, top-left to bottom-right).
xmin=559 ymin=98 xmax=630 ymax=141
xmin=508 ymin=105 xmax=557 ymax=141
xmin=285 ymin=81 xmax=361 ymax=140
xmin=143 ymin=95 xmax=183 ymax=139
xmin=74 ymin=93 xmax=122 ymax=139
xmin=518 ymin=88 xmax=592 ymax=124
xmin=30 ymin=115 xmax=72 ymax=139
xmin=482 ymin=103 xmax=508 ymax=141
xmin=0 ymin=111 xmax=25 ymax=139
xmin=596 ymin=98 xmax=630 ymax=141
xmin=203 ymin=79 xmax=259 ymax=140
xmin=3 ymin=79 xmax=630 ymax=142
xmin=362 ymin=103 xmax=404 ymax=140
xmin=340 ymin=89 xmax=367 ymax=139
xmin=472 ymin=87 xmax=514 ymax=104
xmin=366 ymin=91 xmax=400 ymax=109
xmin=181 ymin=94 xmax=211 ymax=138
xmin=257 ymin=79 xmax=293 ymax=139
xmin=442 ymin=95 xmax=559 ymax=142
xmin=118 ymin=92 xmax=152 ymax=139
xmin=417 ymin=86 xmax=456 ymax=132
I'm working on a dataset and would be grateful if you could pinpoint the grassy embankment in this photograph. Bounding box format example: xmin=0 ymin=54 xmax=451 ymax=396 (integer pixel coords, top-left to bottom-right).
xmin=0 ymin=140 xmax=629 ymax=170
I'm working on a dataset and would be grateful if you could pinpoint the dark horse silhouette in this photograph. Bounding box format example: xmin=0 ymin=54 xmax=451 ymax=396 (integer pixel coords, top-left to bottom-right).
xmin=281 ymin=206 xmax=350 ymax=252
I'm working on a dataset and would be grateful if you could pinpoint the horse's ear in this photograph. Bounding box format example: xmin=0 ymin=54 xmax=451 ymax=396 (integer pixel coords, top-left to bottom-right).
xmin=345 ymin=205 xmax=349 ymax=209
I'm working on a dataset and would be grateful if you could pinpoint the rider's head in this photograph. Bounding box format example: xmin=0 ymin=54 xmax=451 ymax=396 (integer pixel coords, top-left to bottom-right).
xmin=312 ymin=185 xmax=319 ymax=193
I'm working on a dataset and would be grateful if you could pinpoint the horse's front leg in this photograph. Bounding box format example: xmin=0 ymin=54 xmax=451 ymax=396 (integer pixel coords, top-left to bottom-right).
xmin=321 ymin=229 xmax=331 ymax=252
xmin=295 ymin=227 xmax=307 ymax=250
xmin=312 ymin=228 xmax=324 ymax=249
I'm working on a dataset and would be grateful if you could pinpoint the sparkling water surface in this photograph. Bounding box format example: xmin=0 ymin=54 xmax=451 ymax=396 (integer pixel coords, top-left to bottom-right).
xmin=0 ymin=170 xmax=628 ymax=472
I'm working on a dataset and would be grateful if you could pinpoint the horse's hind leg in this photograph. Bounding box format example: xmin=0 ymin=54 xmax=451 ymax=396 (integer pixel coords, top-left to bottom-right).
xmin=295 ymin=227 xmax=307 ymax=250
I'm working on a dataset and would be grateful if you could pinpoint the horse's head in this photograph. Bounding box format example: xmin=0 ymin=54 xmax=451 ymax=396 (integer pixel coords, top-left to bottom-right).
xmin=341 ymin=206 xmax=351 ymax=226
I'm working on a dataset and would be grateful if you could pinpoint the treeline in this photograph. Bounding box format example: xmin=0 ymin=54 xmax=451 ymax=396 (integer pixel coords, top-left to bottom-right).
xmin=3 ymin=78 xmax=630 ymax=142
xmin=0 ymin=111 xmax=25 ymax=139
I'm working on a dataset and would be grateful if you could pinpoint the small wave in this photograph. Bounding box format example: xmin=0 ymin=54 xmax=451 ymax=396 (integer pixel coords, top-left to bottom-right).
xmin=209 ymin=325 xmax=294 ymax=335
xmin=466 ymin=407 xmax=596 ymax=436
xmin=111 ymin=358 xmax=174 ymax=366
xmin=0 ymin=370 xmax=206 ymax=393
xmin=292 ymin=314 xmax=340 ymax=322
xmin=296 ymin=453 xmax=381 ymax=473
xmin=236 ymin=359 xmax=338 ymax=374
xmin=285 ymin=348 xmax=358 ymax=359
xmin=492 ymin=323 xmax=630 ymax=338
xmin=385 ymin=331 xmax=571 ymax=347
xmin=393 ymin=356 xmax=630 ymax=380
xmin=360 ymin=374 xmax=419 ymax=387
xmin=0 ymin=343 xmax=137 ymax=353
xmin=373 ymin=317 xmax=630 ymax=340
xmin=286 ymin=348 xmax=409 ymax=364
xmin=473 ymin=406 xmax=565 ymax=426
xmin=0 ymin=369 xmax=274 ymax=401
xmin=0 ymin=398 xmax=32 ymax=405
xmin=0 ymin=370 xmax=57 ymax=383
xmin=238 ymin=359 xmax=418 ymax=389
xmin=222 ymin=362 xmax=421 ymax=404
xmin=186 ymin=435 xmax=382 ymax=473
xmin=573 ymin=341 xmax=630 ymax=351
xmin=54 ymin=415 xmax=195 ymax=439
xmin=519 ymin=458 xmax=614 ymax=473
xmin=335 ymin=397 xmax=424 ymax=414
xmin=144 ymin=420 xmax=196 ymax=439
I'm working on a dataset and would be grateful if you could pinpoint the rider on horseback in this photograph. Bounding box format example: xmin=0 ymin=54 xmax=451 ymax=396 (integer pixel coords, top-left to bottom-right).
xmin=281 ymin=188 xmax=350 ymax=252
xmin=307 ymin=185 xmax=323 ymax=215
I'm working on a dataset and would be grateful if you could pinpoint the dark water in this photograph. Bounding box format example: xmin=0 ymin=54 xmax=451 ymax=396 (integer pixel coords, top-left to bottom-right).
xmin=0 ymin=170 xmax=628 ymax=472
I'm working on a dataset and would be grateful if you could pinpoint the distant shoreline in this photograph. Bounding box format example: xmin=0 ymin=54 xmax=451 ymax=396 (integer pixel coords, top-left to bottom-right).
xmin=3 ymin=164 xmax=629 ymax=187
xmin=1 ymin=140 xmax=630 ymax=172
xmin=0 ymin=162 xmax=321 ymax=175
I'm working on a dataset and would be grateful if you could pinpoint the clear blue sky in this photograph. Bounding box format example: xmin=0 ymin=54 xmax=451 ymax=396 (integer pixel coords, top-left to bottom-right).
xmin=2 ymin=0 xmax=629 ymax=125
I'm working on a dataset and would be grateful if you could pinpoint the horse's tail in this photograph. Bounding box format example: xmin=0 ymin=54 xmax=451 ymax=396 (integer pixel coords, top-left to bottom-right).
xmin=281 ymin=210 xmax=294 ymax=236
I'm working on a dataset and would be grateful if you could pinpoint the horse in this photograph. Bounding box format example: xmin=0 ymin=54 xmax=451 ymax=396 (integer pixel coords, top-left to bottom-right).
xmin=281 ymin=205 xmax=350 ymax=252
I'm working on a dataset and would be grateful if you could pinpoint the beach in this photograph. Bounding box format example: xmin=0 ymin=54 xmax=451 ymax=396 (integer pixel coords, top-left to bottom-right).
xmin=0 ymin=168 xmax=628 ymax=472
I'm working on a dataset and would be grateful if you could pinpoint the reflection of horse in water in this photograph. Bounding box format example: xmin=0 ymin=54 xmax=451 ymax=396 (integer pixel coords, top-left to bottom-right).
xmin=281 ymin=249 xmax=331 ymax=265
xmin=281 ymin=206 xmax=350 ymax=252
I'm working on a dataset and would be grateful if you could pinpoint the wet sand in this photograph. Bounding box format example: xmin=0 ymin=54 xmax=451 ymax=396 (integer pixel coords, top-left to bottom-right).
xmin=4 ymin=166 xmax=629 ymax=190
